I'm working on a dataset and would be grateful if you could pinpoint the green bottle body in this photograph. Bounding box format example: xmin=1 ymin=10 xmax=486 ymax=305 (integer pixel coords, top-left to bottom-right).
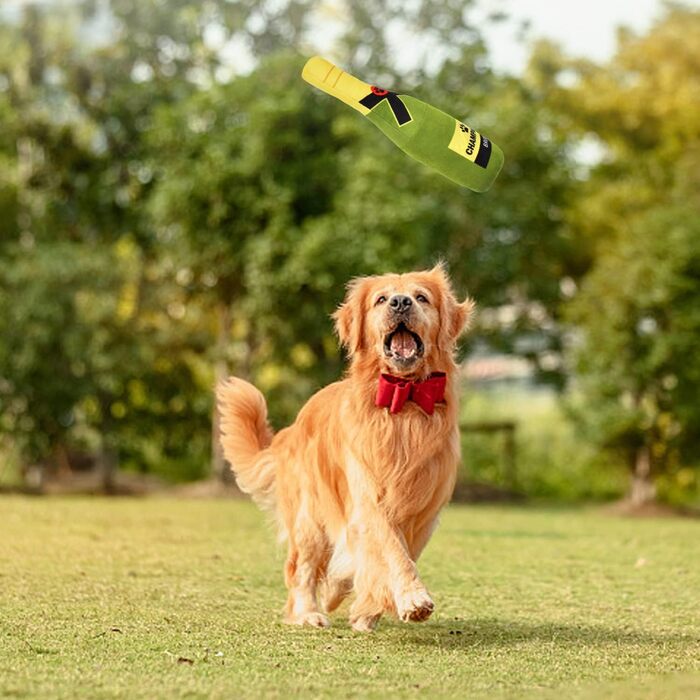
xmin=365 ymin=96 xmax=504 ymax=193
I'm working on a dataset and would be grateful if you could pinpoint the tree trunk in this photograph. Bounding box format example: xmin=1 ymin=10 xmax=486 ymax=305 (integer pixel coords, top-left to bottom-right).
xmin=96 ymin=400 xmax=118 ymax=494
xmin=53 ymin=442 xmax=72 ymax=478
xmin=212 ymin=302 xmax=233 ymax=484
xmin=628 ymin=444 xmax=656 ymax=506
xmin=97 ymin=444 xmax=118 ymax=494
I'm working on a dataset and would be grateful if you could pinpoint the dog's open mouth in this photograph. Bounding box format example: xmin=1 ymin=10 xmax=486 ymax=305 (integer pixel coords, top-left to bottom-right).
xmin=384 ymin=323 xmax=424 ymax=363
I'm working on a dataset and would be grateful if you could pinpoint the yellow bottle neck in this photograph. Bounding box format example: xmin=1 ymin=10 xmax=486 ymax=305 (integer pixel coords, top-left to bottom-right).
xmin=301 ymin=56 xmax=373 ymax=115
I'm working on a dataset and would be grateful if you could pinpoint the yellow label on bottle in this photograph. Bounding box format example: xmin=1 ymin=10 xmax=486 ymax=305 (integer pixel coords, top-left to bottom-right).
xmin=448 ymin=121 xmax=481 ymax=162
xmin=448 ymin=121 xmax=493 ymax=169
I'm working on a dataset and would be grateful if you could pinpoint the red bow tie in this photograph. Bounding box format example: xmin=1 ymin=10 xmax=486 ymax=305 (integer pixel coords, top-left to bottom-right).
xmin=375 ymin=372 xmax=447 ymax=415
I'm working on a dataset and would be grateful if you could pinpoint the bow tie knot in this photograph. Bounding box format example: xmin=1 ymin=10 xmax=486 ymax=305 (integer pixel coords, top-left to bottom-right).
xmin=375 ymin=372 xmax=447 ymax=415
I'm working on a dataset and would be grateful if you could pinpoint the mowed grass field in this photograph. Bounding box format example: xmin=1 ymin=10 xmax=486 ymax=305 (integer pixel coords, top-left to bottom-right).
xmin=2 ymin=497 xmax=699 ymax=699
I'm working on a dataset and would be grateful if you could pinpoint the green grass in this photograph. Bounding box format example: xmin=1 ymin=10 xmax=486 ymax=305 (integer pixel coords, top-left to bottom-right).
xmin=1 ymin=497 xmax=699 ymax=699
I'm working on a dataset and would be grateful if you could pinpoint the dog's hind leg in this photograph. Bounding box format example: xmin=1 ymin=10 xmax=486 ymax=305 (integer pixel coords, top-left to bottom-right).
xmin=349 ymin=591 xmax=384 ymax=632
xmin=283 ymin=506 xmax=330 ymax=628
xmin=319 ymin=530 xmax=354 ymax=613
xmin=320 ymin=527 xmax=387 ymax=630
xmin=320 ymin=576 xmax=353 ymax=613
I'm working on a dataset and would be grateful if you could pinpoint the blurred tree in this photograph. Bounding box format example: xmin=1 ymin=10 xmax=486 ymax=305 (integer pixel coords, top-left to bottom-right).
xmin=0 ymin=1 xmax=236 ymax=485
xmin=146 ymin=8 xmax=575 ymax=425
xmin=337 ymin=0 xmax=485 ymax=81
xmin=550 ymin=7 xmax=700 ymax=504
xmin=147 ymin=51 xmax=355 ymax=450
xmin=0 ymin=0 xmax=578 ymax=489
xmin=568 ymin=206 xmax=700 ymax=505
xmin=416 ymin=52 xmax=578 ymax=382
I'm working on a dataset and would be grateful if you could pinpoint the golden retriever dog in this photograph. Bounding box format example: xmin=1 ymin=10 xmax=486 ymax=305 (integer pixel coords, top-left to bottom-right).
xmin=217 ymin=264 xmax=473 ymax=631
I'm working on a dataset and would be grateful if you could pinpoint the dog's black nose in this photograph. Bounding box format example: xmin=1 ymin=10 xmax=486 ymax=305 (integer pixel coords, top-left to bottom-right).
xmin=389 ymin=294 xmax=413 ymax=312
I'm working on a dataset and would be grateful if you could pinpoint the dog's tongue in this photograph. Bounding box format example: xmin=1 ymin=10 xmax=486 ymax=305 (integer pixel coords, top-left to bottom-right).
xmin=391 ymin=328 xmax=417 ymax=358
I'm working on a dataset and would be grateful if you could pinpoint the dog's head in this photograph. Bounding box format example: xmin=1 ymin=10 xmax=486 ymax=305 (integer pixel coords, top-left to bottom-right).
xmin=333 ymin=264 xmax=474 ymax=378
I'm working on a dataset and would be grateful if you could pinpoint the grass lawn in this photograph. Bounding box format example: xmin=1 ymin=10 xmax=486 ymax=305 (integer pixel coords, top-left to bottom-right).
xmin=2 ymin=497 xmax=699 ymax=699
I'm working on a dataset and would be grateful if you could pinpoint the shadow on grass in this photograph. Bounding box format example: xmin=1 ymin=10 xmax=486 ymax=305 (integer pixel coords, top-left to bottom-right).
xmin=388 ymin=617 xmax=700 ymax=649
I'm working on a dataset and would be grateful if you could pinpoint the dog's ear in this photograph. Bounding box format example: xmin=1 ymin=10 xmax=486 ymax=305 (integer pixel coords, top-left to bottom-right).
xmin=449 ymin=295 xmax=476 ymax=339
xmin=333 ymin=278 xmax=368 ymax=355
xmin=430 ymin=262 xmax=475 ymax=343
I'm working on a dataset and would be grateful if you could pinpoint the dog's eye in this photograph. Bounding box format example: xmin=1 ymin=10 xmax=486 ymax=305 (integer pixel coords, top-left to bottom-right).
xmin=416 ymin=294 xmax=429 ymax=304
xmin=375 ymin=295 xmax=387 ymax=305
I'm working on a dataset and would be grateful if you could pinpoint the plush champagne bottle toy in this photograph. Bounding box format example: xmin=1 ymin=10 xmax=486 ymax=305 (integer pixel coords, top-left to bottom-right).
xmin=302 ymin=56 xmax=504 ymax=193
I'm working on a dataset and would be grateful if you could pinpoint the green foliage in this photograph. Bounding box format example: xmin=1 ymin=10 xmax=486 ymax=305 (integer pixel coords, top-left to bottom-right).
xmin=0 ymin=237 xmax=210 ymax=478
xmin=0 ymin=243 xmax=114 ymax=462
xmin=147 ymin=53 xmax=367 ymax=423
xmin=548 ymin=8 xmax=700 ymax=497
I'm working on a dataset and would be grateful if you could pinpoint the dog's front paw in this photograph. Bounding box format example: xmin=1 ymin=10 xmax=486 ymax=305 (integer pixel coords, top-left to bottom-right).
xmin=395 ymin=586 xmax=434 ymax=623
xmin=285 ymin=612 xmax=331 ymax=628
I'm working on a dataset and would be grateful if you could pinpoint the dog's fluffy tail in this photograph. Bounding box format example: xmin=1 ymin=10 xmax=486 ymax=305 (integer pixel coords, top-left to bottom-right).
xmin=216 ymin=377 xmax=275 ymax=509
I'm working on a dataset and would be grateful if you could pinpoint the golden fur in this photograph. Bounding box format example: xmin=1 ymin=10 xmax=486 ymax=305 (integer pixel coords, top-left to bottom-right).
xmin=217 ymin=264 xmax=473 ymax=631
